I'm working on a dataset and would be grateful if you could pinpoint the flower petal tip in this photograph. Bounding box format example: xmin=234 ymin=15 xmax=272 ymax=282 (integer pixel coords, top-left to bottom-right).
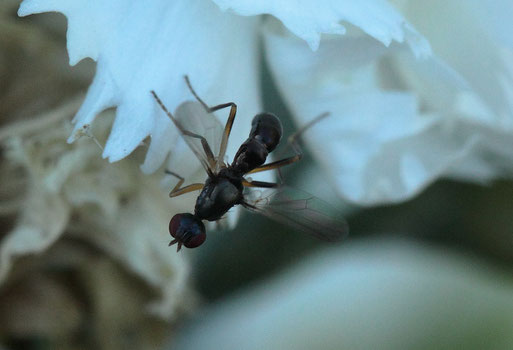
xmin=17 ymin=0 xmax=35 ymax=17
xmin=18 ymin=0 xmax=58 ymax=17
xmin=403 ymin=23 xmax=432 ymax=59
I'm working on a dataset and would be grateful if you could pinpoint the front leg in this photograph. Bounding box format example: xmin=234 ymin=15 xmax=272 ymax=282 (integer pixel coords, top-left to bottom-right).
xmin=166 ymin=170 xmax=204 ymax=197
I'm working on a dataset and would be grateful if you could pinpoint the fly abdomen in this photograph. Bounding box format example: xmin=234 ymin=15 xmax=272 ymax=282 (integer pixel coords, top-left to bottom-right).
xmin=231 ymin=138 xmax=268 ymax=173
xmin=232 ymin=113 xmax=283 ymax=173
xmin=249 ymin=113 xmax=282 ymax=153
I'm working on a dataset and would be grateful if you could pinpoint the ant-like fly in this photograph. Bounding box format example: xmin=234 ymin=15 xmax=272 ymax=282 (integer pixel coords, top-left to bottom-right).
xmin=151 ymin=77 xmax=348 ymax=251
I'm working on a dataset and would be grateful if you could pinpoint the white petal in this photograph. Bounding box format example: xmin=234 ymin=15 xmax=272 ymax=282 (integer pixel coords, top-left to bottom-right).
xmin=212 ymin=0 xmax=431 ymax=56
xmin=67 ymin=59 xmax=118 ymax=142
xmin=18 ymin=0 xmax=113 ymax=64
xmin=0 ymin=190 xmax=69 ymax=283
xmin=0 ymin=105 xmax=194 ymax=318
xmin=78 ymin=174 xmax=194 ymax=319
xmin=173 ymin=240 xmax=513 ymax=349
xmin=263 ymin=25 xmax=493 ymax=205
xmin=468 ymin=0 xmax=513 ymax=49
xmin=396 ymin=0 xmax=513 ymax=121
xmin=19 ymin=0 xmax=262 ymax=168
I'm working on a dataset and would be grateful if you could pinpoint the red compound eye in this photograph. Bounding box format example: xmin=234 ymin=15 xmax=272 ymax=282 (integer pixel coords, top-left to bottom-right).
xmin=183 ymin=230 xmax=206 ymax=248
xmin=168 ymin=213 xmax=206 ymax=250
xmin=169 ymin=214 xmax=182 ymax=239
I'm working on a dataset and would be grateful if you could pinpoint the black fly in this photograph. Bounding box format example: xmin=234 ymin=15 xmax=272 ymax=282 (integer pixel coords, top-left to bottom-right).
xmin=151 ymin=76 xmax=348 ymax=251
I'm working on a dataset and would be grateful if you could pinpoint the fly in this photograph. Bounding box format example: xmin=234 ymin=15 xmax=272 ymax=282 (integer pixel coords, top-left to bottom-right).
xmin=151 ymin=76 xmax=348 ymax=251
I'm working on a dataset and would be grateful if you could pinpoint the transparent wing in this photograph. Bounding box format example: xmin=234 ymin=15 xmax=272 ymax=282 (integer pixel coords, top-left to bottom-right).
xmin=243 ymin=186 xmax=349 ymax=242
xmin=174 ymin=101 xmax=224 ymax=173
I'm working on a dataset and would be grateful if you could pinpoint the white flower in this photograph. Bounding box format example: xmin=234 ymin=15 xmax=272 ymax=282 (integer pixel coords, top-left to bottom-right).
xmin=19 ymin=0 xmax=513 ymax=206
xmin=171 ymin=240 xmax=513 ymax=350
xmin=0 ymin=105 xmax=192 ymax=319
xmin=17 ymin=0 xmax=430 ymax=205
xmin=0 ymin=2 xmax=199 ymax=327
xmin=266 ymin=1 xmax=513 ymax=204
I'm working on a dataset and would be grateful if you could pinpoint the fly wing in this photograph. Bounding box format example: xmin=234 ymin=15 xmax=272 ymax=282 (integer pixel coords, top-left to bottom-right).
xmin=243 ymin=186 xmax=349 ymax=242
xmin=173 ymin=101 xmax=224 ymax=173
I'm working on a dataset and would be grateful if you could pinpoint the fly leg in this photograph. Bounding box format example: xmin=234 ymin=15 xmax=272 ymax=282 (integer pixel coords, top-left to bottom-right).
xmin=184 ymin=75 xmax=237 ymax=165
xmin=242 ymin=179 xmax=279 ymax=188
xmin=166 ymin=170 xmax=204 ymax=198
xmin=151 ymin=90 xmax=217 ymax=173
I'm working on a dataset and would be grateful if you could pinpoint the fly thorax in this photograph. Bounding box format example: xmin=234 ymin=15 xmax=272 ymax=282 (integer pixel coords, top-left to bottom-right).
xmin=194 ymin=177 xmax=242 ymax=221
